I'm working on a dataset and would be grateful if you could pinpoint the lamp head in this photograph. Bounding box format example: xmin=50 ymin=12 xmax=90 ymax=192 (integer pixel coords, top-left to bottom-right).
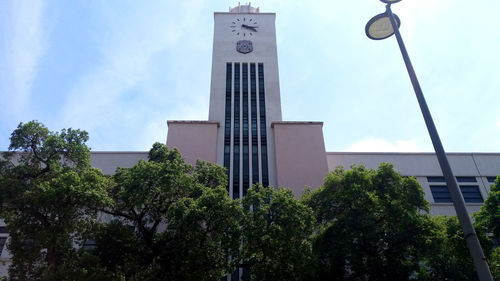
xmin=365 ymin=12 xmax=401 ymax=40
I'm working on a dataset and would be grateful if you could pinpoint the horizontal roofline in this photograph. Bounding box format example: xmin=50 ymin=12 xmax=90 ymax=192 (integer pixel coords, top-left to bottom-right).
xmin=327 ymin=152 xmax=500 ymax=156
xmin=214 ymin=12 xmax=275 ymax=15
xmin=90 ymin=151 xmax=148 ymax=154
xmin=271 ymin=121 xmax=323 ymax=127
xmin=167 ymin=120 xmax=220 ymax=127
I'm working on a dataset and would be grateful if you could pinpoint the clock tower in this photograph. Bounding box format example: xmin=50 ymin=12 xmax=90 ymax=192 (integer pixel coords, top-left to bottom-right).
xmin=167 ymin=3 xmax=328 ymax=202
xmin=209 ymin=3 xmax=282 ymax=199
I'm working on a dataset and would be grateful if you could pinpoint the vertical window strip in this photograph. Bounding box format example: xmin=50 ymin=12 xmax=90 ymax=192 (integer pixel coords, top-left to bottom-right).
xmin=242 ymin=63 xmax=249 ymax=196
xmin=0 ymin=237 xmax=6 ymax=252
xmin=223 ymin=63 xmax=232 ymax=193
xmin=250 ymin=63 xmax=259 ymax=185
xmin=233 ymin=63 xmax=241 ymax=199
xmin=258 ymin=63 xmax=269 ymax=186
xmin=231 ymin=270 xmax=240 ymax=281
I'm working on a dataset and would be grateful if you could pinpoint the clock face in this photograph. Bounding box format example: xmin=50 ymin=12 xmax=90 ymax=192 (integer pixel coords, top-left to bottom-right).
xmin=229 ymin=17 xmax=259 ymax=37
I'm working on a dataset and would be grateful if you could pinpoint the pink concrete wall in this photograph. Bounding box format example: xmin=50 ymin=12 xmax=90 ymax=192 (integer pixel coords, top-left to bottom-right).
xmin=166 ymin=121 xmax=219 ymax=164
xmin=272 ymin=122 xmax=329 ymax=196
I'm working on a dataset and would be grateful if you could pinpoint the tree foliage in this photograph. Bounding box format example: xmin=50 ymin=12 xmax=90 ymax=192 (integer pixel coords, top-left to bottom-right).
xmin=156 ymin=186 xmax=242 ymax=280
xmin=419 ymin=216 xmax=493 ymax=281
xmin=303 ymin=163 xmax=434 ymax=280
xmin=98 ymin=143 xmax=241 ymax=280
xmin=2 ymin=122 xmax=500 ymax=280
xmin=475 ymin=176 xmax=500 ymax=240
xmin=240 ymin=184 xmax=315 ymax=281
xmin=0 ymin=121 xmax=112 ymax=280
xmin=473 ymin=175 xmax=500 ymax=280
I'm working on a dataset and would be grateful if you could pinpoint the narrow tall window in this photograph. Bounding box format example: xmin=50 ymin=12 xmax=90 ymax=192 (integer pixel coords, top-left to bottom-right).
xmin=242 ymin=63 xmax=249 ymax=195
xmin=225 ymin=62 xmax=269 ymax=197
xmin=250 ymin=63 xmax=259 ymax=185
xmin=0 ymin=237 xmax=6 ymax=253
xmin=233 ymin=63 xmax=241 ymax=199
xmin=258 ymin=63 xmax=269 ymax=186
xmin=223 ymin=63 xmax=232 ymax=192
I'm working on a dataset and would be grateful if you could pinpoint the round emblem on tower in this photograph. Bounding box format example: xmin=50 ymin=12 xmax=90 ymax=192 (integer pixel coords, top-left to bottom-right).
xmin=236 ymin=40 xmax=253 ymax=54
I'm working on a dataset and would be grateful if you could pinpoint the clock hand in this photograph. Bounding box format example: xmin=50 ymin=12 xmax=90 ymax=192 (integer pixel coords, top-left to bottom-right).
xmin=241 ymin=24 xmax=258 ymax=32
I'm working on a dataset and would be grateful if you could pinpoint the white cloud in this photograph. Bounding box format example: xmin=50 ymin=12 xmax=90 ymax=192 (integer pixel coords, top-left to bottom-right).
xmin=58 ymin=0 xmax=210 ymax=150
xmin=345 ymin=138 xmax=422 ymax=152
xmin=60 ymin=4 xmax=187 ymax=127
xmin=0 ymin=0 xmax=47 ymax=120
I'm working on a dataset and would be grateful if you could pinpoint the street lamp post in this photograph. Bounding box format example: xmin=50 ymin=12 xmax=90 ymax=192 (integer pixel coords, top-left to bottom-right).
xmin=365 ymin=2 xmax=493 ymax=280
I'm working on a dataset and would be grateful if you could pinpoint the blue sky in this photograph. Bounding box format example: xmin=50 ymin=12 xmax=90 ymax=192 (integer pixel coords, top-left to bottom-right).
xmin=1 ymin=0 xmax=499 ymax=152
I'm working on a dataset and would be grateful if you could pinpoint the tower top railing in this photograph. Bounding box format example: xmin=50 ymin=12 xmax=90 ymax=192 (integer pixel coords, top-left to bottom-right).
xmin=229 ymin=2 xmax=259 ymax=13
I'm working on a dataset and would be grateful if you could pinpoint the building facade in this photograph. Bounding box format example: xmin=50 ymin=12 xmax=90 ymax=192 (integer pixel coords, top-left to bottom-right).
xmin=1 ymin=3 xmax=500 ymax=278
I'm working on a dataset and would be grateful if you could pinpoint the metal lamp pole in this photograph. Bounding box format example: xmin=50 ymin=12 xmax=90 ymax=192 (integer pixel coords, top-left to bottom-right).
xmin=366 ymin=2 xmax=493 ymax=280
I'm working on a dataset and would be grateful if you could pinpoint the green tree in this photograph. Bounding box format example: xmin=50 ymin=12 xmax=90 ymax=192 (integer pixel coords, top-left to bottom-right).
xmin=87 ymin=220 xmax=149 ymax=279
xmin=474 ymin=175 xmax=500 ymax=280
xmin=103 ymin=145 xmax=194 ymax=254
xmin=239 ymin=184 xmax=315 ymax=281
xmin=489 ymin=247 xmax=500 ymax=279
xmin=475 ymin=176 xmax=500 ymax=241
xmin=156 ymin=185 xmax=242 ymax=280
xmin=420 ymin=215 xmax=493 ymax=281
xmin=0 ymin=121 xmax=112 ymax=280
xmin=303 ymin=163 xmax=433 ymax=280
xmin=100 ymin=143 xmax=242 ymax=280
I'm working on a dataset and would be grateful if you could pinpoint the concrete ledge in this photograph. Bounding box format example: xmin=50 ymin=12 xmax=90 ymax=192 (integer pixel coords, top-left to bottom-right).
xmin=327 ymin=152 xmax=500 ymax=156
xmin=271 ymin=121 xmax=323 ymax=127
xmin=167 ymin=120 xmax=220 ymax=127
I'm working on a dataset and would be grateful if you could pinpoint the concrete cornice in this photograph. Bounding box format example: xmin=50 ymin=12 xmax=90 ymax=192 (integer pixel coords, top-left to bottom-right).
xmin=326 ymin=152 xmax=500 ymax=156
xmin=167 ymin=120 xmax=220 ymax=127
xmin=271 ymin=121 xmax=323 ymax=128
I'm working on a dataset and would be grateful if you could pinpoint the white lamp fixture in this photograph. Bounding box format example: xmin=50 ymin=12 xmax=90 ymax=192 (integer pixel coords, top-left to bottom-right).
xmin=365 ymin=12 xmax=401 ymax=40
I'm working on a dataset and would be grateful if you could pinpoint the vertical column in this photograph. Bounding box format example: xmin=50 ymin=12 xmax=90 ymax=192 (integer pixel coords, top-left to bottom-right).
xmin=258 ymin=63 xmax=269 ymax=186
xmin=223 ymin=63 xmax=232 ymax=193
xmin=233 ymin=63 xmax=241 ymax=199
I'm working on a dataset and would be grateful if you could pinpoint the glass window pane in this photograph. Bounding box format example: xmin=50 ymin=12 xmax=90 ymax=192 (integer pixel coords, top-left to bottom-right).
xmin=456 ymin=177 xmax=477 ymax=183
xmin=427 ymin=176 xmax=445 ymax=182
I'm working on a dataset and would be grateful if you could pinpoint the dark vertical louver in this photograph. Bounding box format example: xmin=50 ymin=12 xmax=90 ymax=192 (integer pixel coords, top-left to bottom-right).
xmin=250 ymin=63 xmax=259 ymax=185
xmin=223 ymin=63 xmax=232 ymax=193
xmin=242 ymin=63 xmax=249 ymax=196
xmin=258 ymin=63 xmax=269 ymax=186
xmin=233 ymin=63 xmax=241 ymax=199
xmin=224 ymin=62 xmax=268 ymax=199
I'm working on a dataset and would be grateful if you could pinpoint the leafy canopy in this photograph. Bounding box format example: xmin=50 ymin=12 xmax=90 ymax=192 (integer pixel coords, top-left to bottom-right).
xmin=302 ymin=163 xmax=433 ymax=280
xmin=0 ymin=121 xmax=112 ymax=280
xmin=239 ymin=184 xmax=315 ymax=281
